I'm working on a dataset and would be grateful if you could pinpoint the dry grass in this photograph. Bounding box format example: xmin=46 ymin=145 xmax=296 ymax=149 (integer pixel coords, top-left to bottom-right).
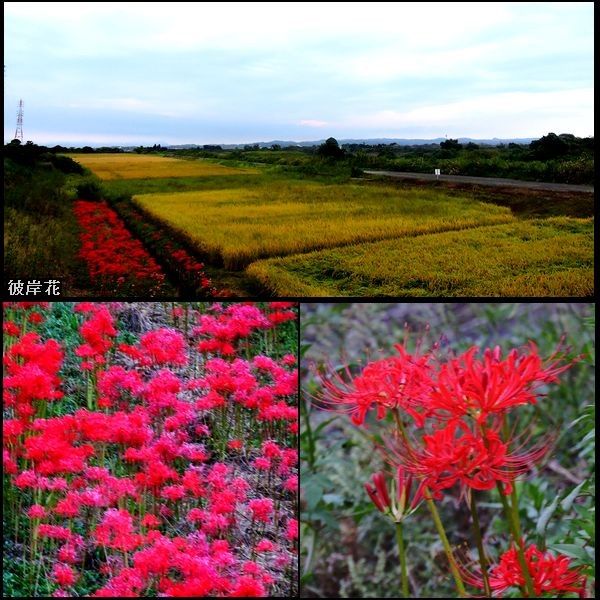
xmin=247 ymin=217 xmax=594 ymax=297
xmin=134 ymin=182 xmax=514 ymax=269
xmin=69 ymin=154 xmax=257 ymax=180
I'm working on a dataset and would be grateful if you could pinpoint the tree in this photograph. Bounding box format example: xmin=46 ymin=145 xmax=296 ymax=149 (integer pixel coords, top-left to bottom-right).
xmin=440 ymin=138 xmax=462 ymax=150
xmin=529 ymin=132 xmax=568 ymax=160
xmin=317 ymin=137 xmax=345 ymax=159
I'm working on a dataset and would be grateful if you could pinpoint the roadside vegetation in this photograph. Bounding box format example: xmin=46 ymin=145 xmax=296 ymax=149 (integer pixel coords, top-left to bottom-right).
xmin=4 ymin=141 xmax=89 ymax=291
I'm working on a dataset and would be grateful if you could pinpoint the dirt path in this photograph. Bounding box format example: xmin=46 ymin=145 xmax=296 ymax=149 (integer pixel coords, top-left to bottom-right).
xmin=364 ymin=170 xmax=594 ymax=193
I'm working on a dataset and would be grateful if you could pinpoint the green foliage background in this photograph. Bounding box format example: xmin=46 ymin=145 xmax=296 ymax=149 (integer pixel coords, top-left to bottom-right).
xmin=300 ymin=303 xmax=594 ymax=598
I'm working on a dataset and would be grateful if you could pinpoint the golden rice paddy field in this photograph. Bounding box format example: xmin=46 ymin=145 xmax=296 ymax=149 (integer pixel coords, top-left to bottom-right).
xmin=70 ymin=153 xmax=257 ymax=179
xmin=63 ymin=153 xmax=593 ymax=296
xmin=134 ymin=182 xmax=514 ymax=269
xmin=246 ymin=217 xmax=594 ymax=297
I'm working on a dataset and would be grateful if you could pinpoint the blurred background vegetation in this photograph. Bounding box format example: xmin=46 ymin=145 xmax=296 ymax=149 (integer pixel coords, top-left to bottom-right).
xmin=300 ymin=303 xmax=594 ymax=598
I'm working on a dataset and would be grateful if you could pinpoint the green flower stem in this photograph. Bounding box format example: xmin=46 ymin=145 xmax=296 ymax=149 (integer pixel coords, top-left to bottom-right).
xmin=469 ymin=494 xmax=491 ymax=597
xmin=497 ymin=484 xmax=535 ymax=597
xmin=394 ymin=408 xmax=408 ymax=441
xmin=425 ymin=494 xmax=466 ymax=597
xmin=395 ymin=521 xmax=409 ymax=598
xmin=498 ymin=415 xmax=535 ymax=597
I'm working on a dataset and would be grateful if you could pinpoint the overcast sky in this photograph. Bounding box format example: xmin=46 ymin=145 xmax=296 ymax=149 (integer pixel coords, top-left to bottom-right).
xmin=3 ymin=1 xmax=594 ymax=145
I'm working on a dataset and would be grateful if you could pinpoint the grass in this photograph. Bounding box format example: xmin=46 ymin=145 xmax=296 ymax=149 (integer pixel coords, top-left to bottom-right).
xmin=102 ymin=173 xmax=267 ymax=197
xmin=4 ymin=161 xmax=90 ymax=293
xmin=4 ymin=206 xmax=88 ymax=290
xmin=68 ymin=153 xmax=258 ymax=180
xmin=134 ymin=182 xmax=514 ymax=269
xmin=248 ymin=217 xmax=594 ymax=297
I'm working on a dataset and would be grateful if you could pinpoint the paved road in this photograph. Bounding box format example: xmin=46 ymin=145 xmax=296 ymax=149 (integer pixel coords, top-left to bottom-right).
xmin=364 ymin=170 xmax=594 ymax=193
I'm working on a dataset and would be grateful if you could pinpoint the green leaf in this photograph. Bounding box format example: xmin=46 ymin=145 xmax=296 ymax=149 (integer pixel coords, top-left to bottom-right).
xmin=561 ymin=480 xmax=586 ymax=512
xmin=312 ymin=508 xmax=340 ymax=530
xmin=313 ymin=416 xmax=339 ymax=436
xmin=548 ymin=543 xmax=591 ymax=563
xmin=322 ymin=493 xmax=344 ymax=506
xmin=300 ymin=343 xmax=312 ymax=358
xmin=302 ymin=473 xmax=329 ymax=512
xmin=576 ymin=429 xmax=595 ymax=445
xmin=536 ymin=494 xmax=559 ymax=537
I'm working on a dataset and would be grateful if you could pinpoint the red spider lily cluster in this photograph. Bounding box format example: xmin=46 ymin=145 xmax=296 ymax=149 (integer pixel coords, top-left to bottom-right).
xmin=3 ymin=301 xmax=298 ymax=597
xmin=320 ymin=342 xmax=572 ymax=499
xmin=110 ymin=199 xmax=226 ymax=297
xmin=74 ymin=200 xmax=171 ymax=296
xmin=315 ymin=339 xmax=587 ymax=598
xmin=165 ymin=244 xmax=214 ymax=295
xmin=462 ymin=542 xmax=587 ymax=597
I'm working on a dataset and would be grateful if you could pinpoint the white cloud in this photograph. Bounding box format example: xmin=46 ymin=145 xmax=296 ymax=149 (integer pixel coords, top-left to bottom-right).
xmin=340 ymin=88 xmax=594 ymax=137
xmin=4 ymin=2 xmax=513 ymax=53
xmin=299 ymin=119 xmax=329 ymax=127
xmin=65 ymin=98 xmax=200 ymax=119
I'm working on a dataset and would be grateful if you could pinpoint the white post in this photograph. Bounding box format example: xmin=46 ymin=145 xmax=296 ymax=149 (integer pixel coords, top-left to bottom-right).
xmin=435 ymin=168 xmax=440 ymax=180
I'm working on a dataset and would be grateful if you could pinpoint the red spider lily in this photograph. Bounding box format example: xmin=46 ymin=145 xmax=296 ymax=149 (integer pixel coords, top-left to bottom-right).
xmin=57 ymin=541 xmax=81 ymax=564
xmin=52 ymin=563 xmax=77 ymax=587
xmin=76 ymin=306 xmax=116 ymax=364
xmin=3 ymin=302 xmax=298 ymax=597
xmin=462 ymin=543 xmax=587 ymax=597
xmin=4 ymin=333 xmax=64 ymax=419
xmin=284 ymin=475 xmax=299 ymax=492
xmin=194 ymin=304 xmax=273 ymax=355
xmin=24 ymin=418 xmax=95 ymax=476
xmin=3 ymin=321 xmax=21 ymax=336
xmin=365 ymin=468 xmax=423 ymax=521
xmin=428 ymin=343 xmax=576 ymax=422
xmin=138 ymin=328 xmax=188 ymax=366
xmin=389 ymin=420 xmax=550 ymax=499
xmin=97 ymin=366 xmax=144 ymax=404
xmin=38 ymin=525 xmax=73 ymax=541
xmin=315 ymin=345 xmax=433 ymax=426
xmin=227 ymin=439 xmax=244 ymax=451
xmin=73 ymin=200 xmax=168 ymax=293
xmin=27 ymin=504 xmax=47 ymax=519
xmin=231 ymin=576 xmax=267 ymax=596
xmin=286 ymin=518 xmax=298 ymax=541
xmin=256 ymin=538 xmax=277 ymax=553
xmin=94 ymin=509 xmax=143 ymax=552
xmin=266 ymin=302 xmax=297 ymax=326
xmin=28 ymin=312 xmax=45 ymax=324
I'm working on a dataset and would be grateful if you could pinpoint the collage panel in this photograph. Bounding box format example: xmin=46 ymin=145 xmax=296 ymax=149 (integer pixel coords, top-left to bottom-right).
xmin=4 ymin=3 xmax=593 ymax=301
xmin=300 ymin=303 xmax=594 ymax=598
xmin=3 ymin=301 xmax=298 ymax=597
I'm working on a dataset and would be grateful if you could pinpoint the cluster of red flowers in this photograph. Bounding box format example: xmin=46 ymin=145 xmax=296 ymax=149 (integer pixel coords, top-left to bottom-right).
xmin=73 ymin=200 xmax=169 ymax=295
xmin=109 ymin=199 xmax=220 ymax=297
xmin=320 ymin=342 xmax=574 ymax=499
xmin=167 ymin=243 xmax=214 ymax=294
xmin=463 ymin=542 xmax=586 ymax=597
xmin=317 ymin=338 xmax=587 ymax=597
xmin=3 ymin=302 xmax=298 ymax=597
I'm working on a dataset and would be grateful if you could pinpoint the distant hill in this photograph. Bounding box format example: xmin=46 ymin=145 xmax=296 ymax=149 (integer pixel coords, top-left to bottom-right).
xmin=162 ymin=137 xmax=537 ymax=150
xmin=110 ymin=137 xmax=541 ymax=151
